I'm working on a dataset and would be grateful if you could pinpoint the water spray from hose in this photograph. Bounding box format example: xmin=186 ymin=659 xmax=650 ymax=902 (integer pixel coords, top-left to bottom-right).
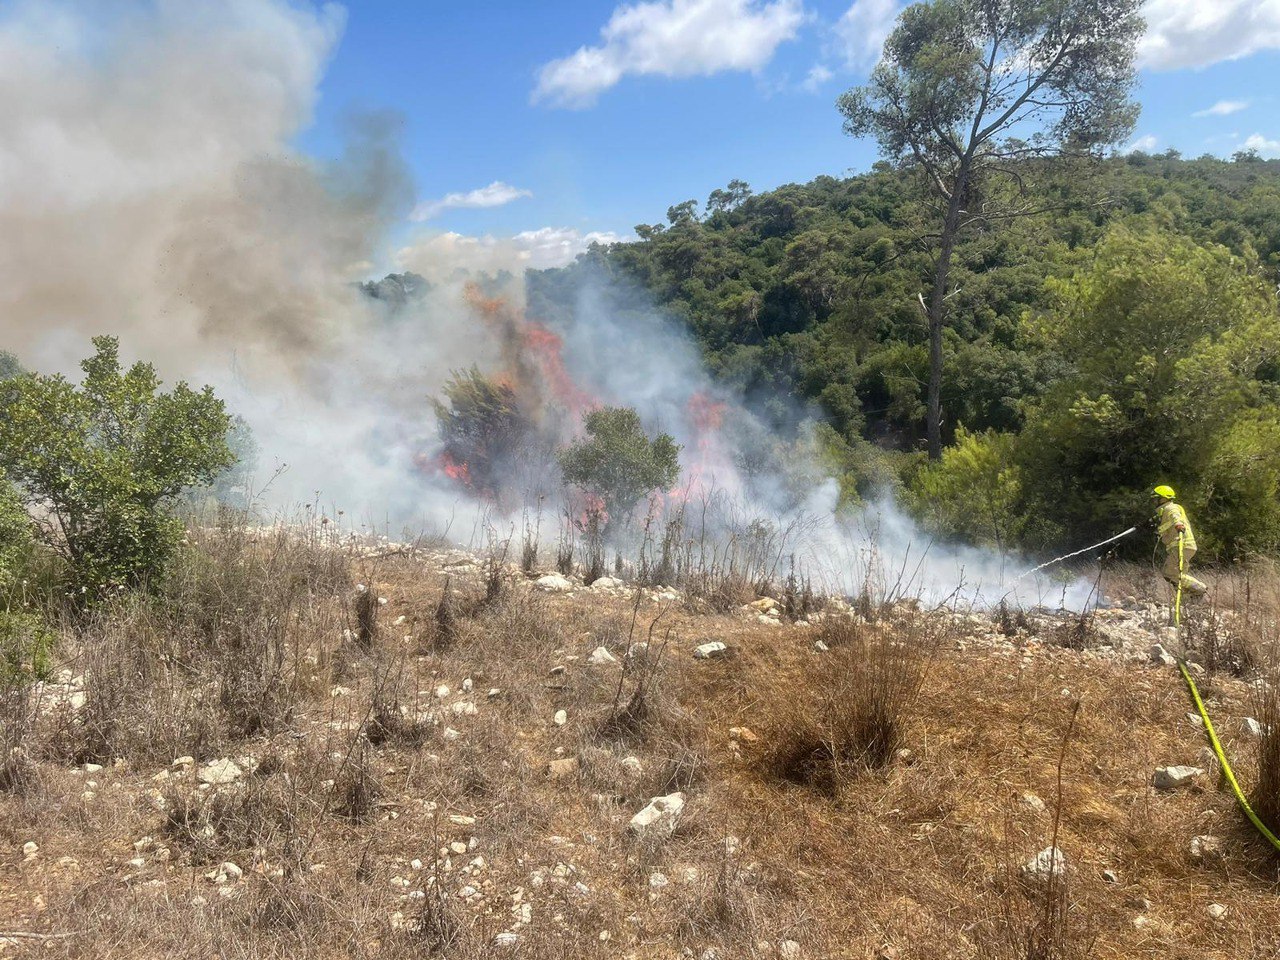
xmin=1001 ymin=526 xmax=1138 ymax=600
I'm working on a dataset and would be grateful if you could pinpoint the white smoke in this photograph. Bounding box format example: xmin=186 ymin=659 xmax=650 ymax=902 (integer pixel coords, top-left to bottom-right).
xmin=0 ymin=0 xmax=1098 ymax=605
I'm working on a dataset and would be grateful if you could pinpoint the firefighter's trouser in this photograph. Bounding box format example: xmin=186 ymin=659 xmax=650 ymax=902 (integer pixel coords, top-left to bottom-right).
xmin=1162 ymin=543 xmax=1208 ymax=596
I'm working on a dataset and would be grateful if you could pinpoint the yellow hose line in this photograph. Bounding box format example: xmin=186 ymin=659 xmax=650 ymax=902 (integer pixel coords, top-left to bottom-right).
xmin=1174 ymin=536 xmax=1184 ymax=627
xmin=1177 ymin=659 xmax=1280 ymax=854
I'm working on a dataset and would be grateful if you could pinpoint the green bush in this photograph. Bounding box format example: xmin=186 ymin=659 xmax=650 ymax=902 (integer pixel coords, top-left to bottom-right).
xmin=0 ymin=336 xmax=233 ymax=592
xmin=0 ymin=351 xmax=23 ymax=383
xmin=558 ymin=407 xmax=681 ymax=525
xmin=906 ymin=427 xmax=1025 ymax=550
xmin=1202 ymin=412 xmax=1280 ymax=556
xmin=431 ymin=367 xmax=532 ymax=496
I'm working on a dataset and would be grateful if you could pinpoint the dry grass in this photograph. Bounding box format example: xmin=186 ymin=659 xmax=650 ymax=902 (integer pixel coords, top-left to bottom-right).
xmin=1251 ymin=650 xmax=1280 ymax=834
xmin=6 ymin=529 xmax=1280 ymax=958
xmin=760 ymin=610 xmax=945 ymax=795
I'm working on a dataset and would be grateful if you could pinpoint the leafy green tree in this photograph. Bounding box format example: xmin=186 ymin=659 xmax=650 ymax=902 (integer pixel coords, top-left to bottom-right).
xmin=838 ymin=0 xmax=1144 ymax=458
xmin=558 ymin=407 xmax=681 ymax=524
xmin=0 ymin=478 xmax=50 ymax=686
xmin=0 ymin=336 xmax=233 ymax=591
xmin=706 ymin=179 xmax=752 ymax=216
xmin=1018 ymin=224 xmax=1280 ymax=555
xmin=666 ymin=200 xmax=700 ymax=226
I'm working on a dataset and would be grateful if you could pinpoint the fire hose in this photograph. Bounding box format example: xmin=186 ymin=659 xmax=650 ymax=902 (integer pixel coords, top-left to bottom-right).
xmin=1008 ymin=528 xmax=1280 ymax=852
xmin=999 ymin=526 xmax=1280 ymax=851
xmin=1172 ymin=533 xmax=1280 ymax=854
xmin=1177 ymin=659 xmax=1280 ymax=854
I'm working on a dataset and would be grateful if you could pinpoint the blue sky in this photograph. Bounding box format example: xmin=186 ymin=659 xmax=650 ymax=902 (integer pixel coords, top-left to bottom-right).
xmin=289 ymin=0 xmax=1280 ymax=265
xmin=3 ymin=0 xmax=1276 ymax=287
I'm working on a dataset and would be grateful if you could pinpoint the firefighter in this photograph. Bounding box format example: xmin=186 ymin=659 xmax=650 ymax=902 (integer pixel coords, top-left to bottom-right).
xmin=1151 ymin=485 xmax=1208 ymax=599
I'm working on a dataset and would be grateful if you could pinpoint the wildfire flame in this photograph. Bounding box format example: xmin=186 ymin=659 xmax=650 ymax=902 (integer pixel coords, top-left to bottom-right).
xmin=438 ymin=451 xmax=473 ymax=486
xmin=680 ymin=390 xmax=731 ymax=497
xmin=425 ymin=286 xmax=737 ymax=508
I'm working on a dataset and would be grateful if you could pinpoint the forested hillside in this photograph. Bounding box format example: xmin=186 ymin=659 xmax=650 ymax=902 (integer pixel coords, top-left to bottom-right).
xmin=530 ymin=152 xmax=1280 ymax=557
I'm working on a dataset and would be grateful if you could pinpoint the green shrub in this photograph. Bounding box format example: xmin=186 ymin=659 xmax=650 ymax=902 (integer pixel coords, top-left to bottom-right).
xmin=431 ymin=367 xmax=532 ymax=496
xmin=907 ymin=427 xmax=1025 ymax=550
xmin=0 ymin=481 xmax=33 ymax=591
xmin=0 ymin=610 xmax=54 ymax=684
xmin=1202 ymin=412 xmax=1280 ymax=556
xmin=0 ymin=336 xmax=233 ymax=592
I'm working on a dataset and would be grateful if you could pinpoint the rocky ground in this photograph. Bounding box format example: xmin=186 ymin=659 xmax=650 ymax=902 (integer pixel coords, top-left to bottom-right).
xmin=2 ymin=541 xmax=1278 ymax=959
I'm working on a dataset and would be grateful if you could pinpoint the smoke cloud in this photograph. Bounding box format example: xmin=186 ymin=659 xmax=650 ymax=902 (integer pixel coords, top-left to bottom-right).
xmin=0 ymin=0 xmax=467 ymax=523
xmin=0 ymin=0 xmax=1095 ymax=607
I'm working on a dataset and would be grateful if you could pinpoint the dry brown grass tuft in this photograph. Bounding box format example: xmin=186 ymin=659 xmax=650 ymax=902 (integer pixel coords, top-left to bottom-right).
xmin=1052 ymin=610 xmax=1098 ymax=651
xmin=0 ymin=687 xmax=39 ymax=796
xmin=673 ymin=840 xmax=763 ymax=948
xmin=814 ymin=610 xmax=861 ymax=648
xmin=1252 ymin=654 xmax=1280 ymax=833
xmin=760 ymin=615 xmax=942 ymax=794
xmin=162 ymin=773 xmax=303 ymax=866
xmin=1184 ymin=603 xmax=1258 ymax=678
xmin=977 ymin=867 xmax=1096 ymax=960
xmin=683 ymin=569 xmax=756 ymax=613
xmin=333 ymin=742 xmax=383 ymax=824
xmin=996 ymin=599 xmax=1031 ymax=637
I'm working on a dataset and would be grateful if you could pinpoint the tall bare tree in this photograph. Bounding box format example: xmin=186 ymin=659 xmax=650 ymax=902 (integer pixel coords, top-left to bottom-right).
xmin=838 ymin=0 xmax=1144 ymax=458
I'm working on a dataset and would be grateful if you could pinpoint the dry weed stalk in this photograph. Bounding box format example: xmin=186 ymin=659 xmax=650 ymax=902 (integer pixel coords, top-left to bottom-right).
xmin=353 ymin=587 xmax=379 ymax=652
xmin=599 ymin=591 xmax=671 ymax=743
xmin=433 ymin=575 xmax=460 ymax=650
xmin=483 ymin=532 xmax=512 ymax=604
xmin=520 ymin=507 xmax=541 ymax=578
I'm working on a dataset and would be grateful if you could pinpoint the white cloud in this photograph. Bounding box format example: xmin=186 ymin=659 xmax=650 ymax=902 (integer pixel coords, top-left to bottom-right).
xmin=1140 ymin=0 xmax=1280 ymax=71
xmin=396 ymin=227 xmax=624 ymax=282
xmin=1242 ymin=132 xmax=1280 ymax=156
xmin=833 ymin=0 xmax=898 ymax=72
xmin=410 ymin=180 xmax=532 ymax=222
xmin=801 ymin=63 xmax=833 ymax=91
xmin=1192 ymin=99 xmax=1250 ymax=117
xmin=533 ymin=0 xmax=805 ymax=108
xmin=1126 ymin=133 xmax=1160 ymax=153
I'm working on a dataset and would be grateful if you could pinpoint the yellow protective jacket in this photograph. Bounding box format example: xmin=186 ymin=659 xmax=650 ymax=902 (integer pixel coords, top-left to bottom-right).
xmin=1156 ymin=501 xmax=1196 ymax=550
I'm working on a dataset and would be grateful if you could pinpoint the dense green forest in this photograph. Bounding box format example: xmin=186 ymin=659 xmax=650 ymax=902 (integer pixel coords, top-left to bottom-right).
xmin=530 ymin=152 xmax=1280 ymax=559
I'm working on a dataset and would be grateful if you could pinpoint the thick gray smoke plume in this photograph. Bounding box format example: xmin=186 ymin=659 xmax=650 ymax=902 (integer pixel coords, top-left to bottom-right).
xmin=0 ymin=0 xmax=1095 ymax=607
xmin=0 ymin=0 xmax=474 ymax=524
